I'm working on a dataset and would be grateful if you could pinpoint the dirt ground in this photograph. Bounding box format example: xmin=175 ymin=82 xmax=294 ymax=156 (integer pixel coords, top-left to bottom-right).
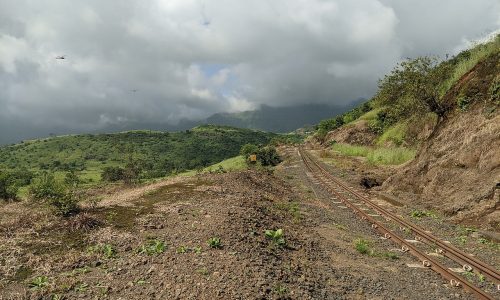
xmin=3 ymin=146 xmax=498 ymax=299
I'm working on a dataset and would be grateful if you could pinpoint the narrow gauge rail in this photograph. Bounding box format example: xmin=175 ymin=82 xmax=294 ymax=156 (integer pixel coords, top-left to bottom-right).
xmin=298 ymin=147 xmax=499 ymax=300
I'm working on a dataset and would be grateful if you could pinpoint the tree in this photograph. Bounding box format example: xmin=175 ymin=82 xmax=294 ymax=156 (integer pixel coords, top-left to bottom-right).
xmin=240 ymin=143 xmax=259 ymax=158
xmin=376 ymin=56 xmax=451 ymax=120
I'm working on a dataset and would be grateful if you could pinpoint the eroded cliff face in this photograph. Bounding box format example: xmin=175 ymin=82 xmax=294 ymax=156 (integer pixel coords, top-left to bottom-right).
xmin=383 ymin=53 xmax=500 ymax=229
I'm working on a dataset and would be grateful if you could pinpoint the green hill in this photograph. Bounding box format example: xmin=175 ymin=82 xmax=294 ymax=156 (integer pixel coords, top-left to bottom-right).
xmin=315 ymin=34 xmax=499 ymax=151
xmin=0 ymin=125 xmax=278 ymax=185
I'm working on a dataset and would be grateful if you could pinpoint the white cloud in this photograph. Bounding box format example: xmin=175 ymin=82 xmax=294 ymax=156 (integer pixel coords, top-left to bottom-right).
xmin=0 ymin=0 xmax=498 ymax=143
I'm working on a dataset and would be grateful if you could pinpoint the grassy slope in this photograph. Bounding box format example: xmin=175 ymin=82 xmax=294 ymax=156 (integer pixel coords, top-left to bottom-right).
xmin=318 ymin=35 xmax=499 ymax=165
xmin=0 ymin=125 xmax=276 ymax=183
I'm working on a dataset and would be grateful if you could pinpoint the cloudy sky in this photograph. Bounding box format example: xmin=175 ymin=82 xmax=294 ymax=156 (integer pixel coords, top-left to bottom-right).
xmin=0 ymin=0 xmax=499 ymax=144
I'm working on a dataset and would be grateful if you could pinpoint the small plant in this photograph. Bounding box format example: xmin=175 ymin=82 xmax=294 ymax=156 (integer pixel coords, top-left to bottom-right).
xmin=457 ymin=96 xmax=472 ymax=111
xmin=265 ymin=229 xmax=286 ymax=247
xmin=334 ymin=223 xmax=347 ymax=231
xmin=74 ymin=282 xmax=89 ymax=292
xmin=207 ymin=237 xmax=222 ymax=249
xmin=102 ymin=244 xmax=116 ymax=258
xmin=354 ymin=239 xmax=372 ymax=255
xmin=457 ymin=236 xmax=468 ymax=245
xmin=88 ymin=244 xmax=116 ymax=258
xmin=274 ymin=284 xmax=287 ymax=295
xmin=410 ymin=210 xmax=436 ymax=219
xmin=382 ymin=251 xmax=399 ymax=260
xmin=478 ymin=238 xmax=488 ymax=244
xmin=29 ymin=276 xmax=48 ymax=290
xmin=138 ymin=239 xmax=166 ymax=255
xmin=176 ymin=246 xmax=188 ymax=254
xmin=194 ymin=246 xmax=202 ymax=254
xmin=196 ymin=268 xmax=209 ymax=276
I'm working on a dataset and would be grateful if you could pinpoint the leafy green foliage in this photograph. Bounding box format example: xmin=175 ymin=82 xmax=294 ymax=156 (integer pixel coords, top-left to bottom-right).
xmin=239 ymin=143 xmax=259 ymax=157
xmin=29 ymin=172 xmax=66 ymax=200
xmin=29 ymin=276 xmax=48 ymax=290
xmin=354 ymin=239 xmax=372 ymax=255
xmin=101 ymin=166 xmax=125 ymax=182
xmin=256 ymin=146 xmax=282 ymax=166
xmin=410 ymin=210 xmax=436 ymax=219
xmin=87 ymin=244 xmax=116 ymax=258
xmin=316 ymin=102 xmax=372 ymax=140
xmin=138 ymin=239 xmax=166 ymax=255
xmin=207 ymin=237 xmax=222 ymax=249
xmin=376 ymin=56 xmax=451 ymax=120
xmin=176 ymin=246 xmax=188 ymax=254
xmin=29 ymin=172 xmax=79 ymax=216
xmin=0 ymin=171 xmax=18 ymax=201
xmin=265 ymin=229 xmax=286 ymax=246
xmin=0 ymin=125 xmax=276 ymax=185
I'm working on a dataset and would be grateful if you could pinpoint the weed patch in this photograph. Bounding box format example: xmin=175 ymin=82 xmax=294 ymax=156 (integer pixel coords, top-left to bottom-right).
xmin=265 ymin=229 xmax=286 ymax=247
xmin=138 ymin=239 xmax=166 ymax=255
xmin=207 ymin=237 xmax=222 ymax=249
xmin=332 ymin=143 xmax=415 ymax=165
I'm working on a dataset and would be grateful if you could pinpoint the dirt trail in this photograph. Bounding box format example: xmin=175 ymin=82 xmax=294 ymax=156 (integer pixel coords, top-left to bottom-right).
xmin=97 ymin=177 xmax=185 ymax=207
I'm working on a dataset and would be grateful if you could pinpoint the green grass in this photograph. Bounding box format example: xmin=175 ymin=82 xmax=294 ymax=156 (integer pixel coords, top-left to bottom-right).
xmin=180 ymin=155 xmax=247 ymax=176
xmin=358 ymin=108 xmax=382 ymax=121
xmin=332 ymin=143 xmax=415 ymax=165
xmin=354 ymin=239 xmax=372 ymax=255
xmin=439 ymin=34 xmax=500 ymax=97
xmin=332 ymin=143 xmax=370 ymax=157
xmin=376 ymin=123 xmax=407 ymax=146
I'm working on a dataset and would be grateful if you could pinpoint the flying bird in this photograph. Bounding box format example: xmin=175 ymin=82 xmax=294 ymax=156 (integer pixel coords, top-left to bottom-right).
xmin=55 ymin=55 xmax=66 ymax=60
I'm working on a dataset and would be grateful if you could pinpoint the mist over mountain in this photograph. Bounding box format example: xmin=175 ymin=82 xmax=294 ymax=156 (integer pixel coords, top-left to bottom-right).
xmin=203 ymin=102 xmax=363 ymax=133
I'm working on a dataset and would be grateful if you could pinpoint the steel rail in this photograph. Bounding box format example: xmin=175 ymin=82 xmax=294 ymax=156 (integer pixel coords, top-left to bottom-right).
xmin=300 ymin=148 xmax=500 ymax=287
xmin=298 ymin=147 xmax=496 ymax=300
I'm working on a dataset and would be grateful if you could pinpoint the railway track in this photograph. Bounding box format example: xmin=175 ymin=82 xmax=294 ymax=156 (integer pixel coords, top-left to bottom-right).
xmin=298 ymin=147 xmax=499 ymax=300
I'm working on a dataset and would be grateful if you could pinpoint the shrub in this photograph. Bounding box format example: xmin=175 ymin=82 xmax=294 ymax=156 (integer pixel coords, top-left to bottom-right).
xmin=64 ymin=170 xmax=80 ymax=187
xmin=0 ymin=171 xmax=18 ymax=201
xmin=240 ymin=143 xmax=259 ymax=157
xmin=29 ymin=172 xmax=66 ymax=200
xmin=256 ymin=146 xmax=282 ymax=166
xmin=29 ymin=172 xmax=79 ymax=216
xmin=101 ymin=166 xmax=125 ymax=182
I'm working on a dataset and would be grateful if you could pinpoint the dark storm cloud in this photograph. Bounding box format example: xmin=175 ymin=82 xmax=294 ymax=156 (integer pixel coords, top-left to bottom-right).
xmin=0 ymin=0 xmax=498 ymax=144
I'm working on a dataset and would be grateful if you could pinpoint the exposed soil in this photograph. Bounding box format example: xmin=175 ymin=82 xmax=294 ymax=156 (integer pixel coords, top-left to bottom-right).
xmin=0 ymin=145 xmax=498 ymax=299
xmin=325 ymin=120 xmax=377 ymax=146
xmin=382 ymin=53 xmax=500 ymax=230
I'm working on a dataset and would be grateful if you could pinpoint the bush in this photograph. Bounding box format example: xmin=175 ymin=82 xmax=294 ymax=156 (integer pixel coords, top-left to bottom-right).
xmin=29 ymin=172 xmax=79 ymax=216
xmin=240 ymin=143 xmax=259 ymax=157
xmin=29 ymin=172 xmax=66 ymax=200
xmin=101 ymin=166 xmax=125 ymax=182
xmin=0 ymin=171 xmax=18 ymax=201
xmin=256 ymin=146 xmax=282 ymax=166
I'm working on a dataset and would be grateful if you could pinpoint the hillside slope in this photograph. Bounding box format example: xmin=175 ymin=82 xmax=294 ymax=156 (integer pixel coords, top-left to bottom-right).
xmin=0 ymin=125 xmax=277 ymax=181
xmin=312 ymin=38 xmax=499 ymax=230
xmin=382 ymin=52 xmax=499 ymax=228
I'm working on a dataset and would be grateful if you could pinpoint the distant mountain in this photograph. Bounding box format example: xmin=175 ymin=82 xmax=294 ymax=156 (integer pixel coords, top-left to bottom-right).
xmin=0 ymin=101 xmax=363 ymax=145
xmin=197 ymin=101 xmax=364 ymax=133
